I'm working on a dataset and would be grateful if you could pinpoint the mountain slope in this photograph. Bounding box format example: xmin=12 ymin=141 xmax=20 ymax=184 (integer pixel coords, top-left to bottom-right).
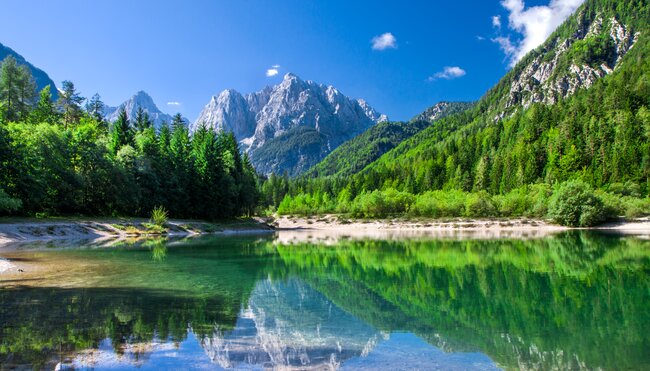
xmin=193 ymin=73 xmax=386 ymax=176
xmin=304 ymin=102 xmax=474 ymax=179
xmin=104 ymin=91 xmax=182 ymax=128
xmin=350 ymin=0 xmax=650 ymax=194
xmin=0 ymin=42 xmax=58 ymax=100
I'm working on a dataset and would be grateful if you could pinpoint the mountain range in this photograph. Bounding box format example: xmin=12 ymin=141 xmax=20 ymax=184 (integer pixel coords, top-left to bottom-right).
xmin=192 ymin=73 xmax=388 ymax=175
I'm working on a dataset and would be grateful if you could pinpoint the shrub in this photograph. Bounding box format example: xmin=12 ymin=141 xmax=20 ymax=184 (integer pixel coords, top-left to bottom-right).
xmin=349 ymin=188 xmax=414 ymax=218
xmin=548 ymin=180 xmax=606 ymax=227
xmin=150 ymin=206 xmax=169 ymax=227
xmin=465 ymin=191 xmax=498 ymax=217
xmin=410 ymin=190 xmax=467 ymax=218
xmin=0 ymin=188 xmax=21 ymax=214
xmin=494 ymin=188 xmax=529 ymax=217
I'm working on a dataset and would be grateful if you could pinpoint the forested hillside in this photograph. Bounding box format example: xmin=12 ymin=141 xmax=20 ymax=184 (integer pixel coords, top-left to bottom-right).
xmin=304 ymin=102 xmax=474 ymax=179
xmin=266 ymin=0 xmax=650 ymax=226
xmin=0 ymin=55 xmax=258 ymax=219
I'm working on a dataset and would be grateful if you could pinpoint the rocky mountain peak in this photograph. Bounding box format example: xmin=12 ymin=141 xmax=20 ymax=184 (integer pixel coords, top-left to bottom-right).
xmin=495 ymin=12 xmax=641 ymax=120
xmin=192 ymin=73 xmax=386 ymax=175
xmin=104 ymin=91 xmax=184 ymax=128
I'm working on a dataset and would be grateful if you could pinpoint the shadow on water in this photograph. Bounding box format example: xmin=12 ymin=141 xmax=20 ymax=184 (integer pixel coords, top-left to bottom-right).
xmin=0 ymin=231 xmax=649 ymax=370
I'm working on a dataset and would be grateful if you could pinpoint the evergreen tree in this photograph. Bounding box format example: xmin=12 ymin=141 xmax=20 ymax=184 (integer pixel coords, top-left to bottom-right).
xmin=109 ymin=108 xmax=133 ymax=154
xmin=134 ymin=106 xmax=152 ymax=131
xmin=58 ymin=80 xmax=84 ymax=127
xmin=29 ymin=86 xmax=58 ymax=124
xmin=85 ymin=93 xmax=106 ymax=124
xmin=0 ymin=55 xmax=36 ymax=122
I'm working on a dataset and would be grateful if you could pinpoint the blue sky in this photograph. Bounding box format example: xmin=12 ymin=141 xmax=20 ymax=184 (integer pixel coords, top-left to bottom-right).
xmin=0 ymin=0 xmax=583 ymax=121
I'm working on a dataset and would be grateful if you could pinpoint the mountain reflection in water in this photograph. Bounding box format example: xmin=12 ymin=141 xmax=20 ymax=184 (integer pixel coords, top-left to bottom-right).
xmin=0 ymin=232 xmax=648 ymax=370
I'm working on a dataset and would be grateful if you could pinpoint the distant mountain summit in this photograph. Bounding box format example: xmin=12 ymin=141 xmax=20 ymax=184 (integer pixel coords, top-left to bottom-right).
xmin=193 ymin=73 xmax=387 ymax=175
xmin=0 ymin=42 xmax=58 ymax=100
xmin=104 ymin=91 xmax=185 ymax=128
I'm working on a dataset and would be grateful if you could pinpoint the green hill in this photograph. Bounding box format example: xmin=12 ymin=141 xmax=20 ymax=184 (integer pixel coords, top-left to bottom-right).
xmin=270 ymin=0 xmax=650 ymax=223
xmin=303 ymin=102 xmax=474 ymax=179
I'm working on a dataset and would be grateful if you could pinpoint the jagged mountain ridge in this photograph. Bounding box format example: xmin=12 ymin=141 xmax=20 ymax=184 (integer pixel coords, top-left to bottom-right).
xmin=103 ymin=91 xmax=185 ymax=128
xmin=0 ymin=42 xmax=59 ymax=101
xmin=491 ymin=3 xmax=643 ymax=120
xmin=193 ymin=73 xmax=387 ymax=175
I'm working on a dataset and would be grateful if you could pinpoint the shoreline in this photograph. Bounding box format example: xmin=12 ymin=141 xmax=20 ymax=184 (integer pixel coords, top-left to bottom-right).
xmin=272 ymin=215 xmax=650 ymax=242
xmin=1 ymin=215 xmax=649 ymax=246
xmin=0 ymin=217 xmax=274 ymax=246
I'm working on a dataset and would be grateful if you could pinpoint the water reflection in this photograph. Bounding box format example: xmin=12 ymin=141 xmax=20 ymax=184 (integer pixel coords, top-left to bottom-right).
xmin=0 ymin=232 xmax=649 ymax=370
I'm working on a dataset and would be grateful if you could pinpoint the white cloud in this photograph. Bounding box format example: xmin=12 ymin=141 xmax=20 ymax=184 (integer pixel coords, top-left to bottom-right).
xmin=492 ymin=15 xmax=502 ymax=28
xmin=428 ymin=66 xmax=467 ymax=81
xmin=167 ymin=101 xmax=181 ymax=106
xmin=271 ymin=64 xmax=281 ymax=69
xmin=371 ymin=32 xmax=397 ymax=50
xmin=266 ymin=68 xmax=279 ymax=77
xmin=493 ymin=0 xmax=585 ymax=66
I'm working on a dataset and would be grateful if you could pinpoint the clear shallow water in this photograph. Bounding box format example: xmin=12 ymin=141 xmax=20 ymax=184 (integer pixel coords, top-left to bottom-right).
xmin=0 ymin=232 xmax=649 ymax=370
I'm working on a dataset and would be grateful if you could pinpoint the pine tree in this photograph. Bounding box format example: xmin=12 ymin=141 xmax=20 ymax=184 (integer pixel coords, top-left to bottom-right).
xmin=85 ymin=93 xmax=105 ymax=124
xmin=0 ymin=55 xmax=36 ymax=122
xmin=134 ymin=106 xmax=152 ymax=131
xmin=58 ymin=80 xmax=84 ymax=127
xmin=110 ymin=108 xmax=133 ymax=154
xmin=29 ymin=86 xmax=58 ymax=124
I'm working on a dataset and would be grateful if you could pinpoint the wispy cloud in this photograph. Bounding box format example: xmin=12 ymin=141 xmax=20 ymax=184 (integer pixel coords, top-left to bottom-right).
xmin=428 ymin=66 xmax=467 ymax=81
xmin=492 ymin=0 xmax=585 ymax=66
xmin=167 ymin=101 xmax=181 ymax=106
xmin=492 ymin=15 xmax=502 ymax=28
xmin=371 ymin=32 xmax=397 ymax=50
xmin=266 ymin=65 xmax=280 ymax=77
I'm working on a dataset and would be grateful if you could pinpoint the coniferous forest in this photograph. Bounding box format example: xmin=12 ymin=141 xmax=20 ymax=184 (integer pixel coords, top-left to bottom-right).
xmin=0 ymin=55 xmax=258 ymax=219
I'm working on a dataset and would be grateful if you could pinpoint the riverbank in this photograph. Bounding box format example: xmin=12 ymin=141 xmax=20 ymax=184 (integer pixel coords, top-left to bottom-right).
xmin=272 ymin=215 xmax=650 ymax=243
xmin=0 ymin=217 xmax=274 ymax=246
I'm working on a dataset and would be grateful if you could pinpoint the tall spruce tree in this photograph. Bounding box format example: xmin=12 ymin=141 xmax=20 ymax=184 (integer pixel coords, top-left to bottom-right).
xmin=58 ymin=80 xmax=84 ymax=127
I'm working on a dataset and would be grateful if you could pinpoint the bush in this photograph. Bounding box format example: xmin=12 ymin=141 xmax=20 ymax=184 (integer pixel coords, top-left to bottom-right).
xmin=0 ymin=188 xmax=21 ymax=214
xmin=410 ymin=190 xmax=467 ymax=218
xmin=465 ymin=191 xmax=498 ymax=217
xmin=349 ymin=188 xmax=414 ymax=218
xmin=150 ymin=206 xmax=169 ymax=227
xmin=548 ymin=180 xmax=606 ymax=227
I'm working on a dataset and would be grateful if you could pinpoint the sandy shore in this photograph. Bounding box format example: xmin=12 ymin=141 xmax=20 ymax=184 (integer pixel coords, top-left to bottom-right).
xmin=0 ymin=218 xmax=274 ymax=247
xmin=273 ymin=215 xmax=650 ymax=243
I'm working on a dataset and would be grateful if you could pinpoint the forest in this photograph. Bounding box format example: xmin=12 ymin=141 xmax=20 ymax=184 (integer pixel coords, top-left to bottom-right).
xmin=260 ymin=0 xmax=650 ymax=226
xmin=0 ymin=55 xmax=258 ymax=219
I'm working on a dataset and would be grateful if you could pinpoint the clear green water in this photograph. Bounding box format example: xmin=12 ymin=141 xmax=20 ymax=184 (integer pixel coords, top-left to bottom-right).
xmin=1 ymin=232 xmax=649 ymax=370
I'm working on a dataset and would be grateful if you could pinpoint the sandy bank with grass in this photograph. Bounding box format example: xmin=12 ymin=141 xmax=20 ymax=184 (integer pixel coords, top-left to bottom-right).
xmin=272 ymin=215 xmax=650 ymax=242
xmin=0 ymin=217 xmax=274 ymax=246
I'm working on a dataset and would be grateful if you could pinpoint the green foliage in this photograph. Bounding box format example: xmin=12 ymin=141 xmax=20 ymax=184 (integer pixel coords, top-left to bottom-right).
xmin=0 ymin=187 xmax=21 ymax=213
xmin=349 ymin=188 xmax=414 ymax=218
xmin=0 ymin=55 xmax=36 ymax=122
xmin=0 ymin=64 xmax=259 ymax=219
xmin=548 ymin=180 xmax=606 ymax=226
xmin=150 ymin=206 xmax=169 ymax=227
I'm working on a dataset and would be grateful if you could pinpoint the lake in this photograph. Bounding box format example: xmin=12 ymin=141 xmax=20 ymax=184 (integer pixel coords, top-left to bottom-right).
xmin=1 ymin=231 xmax=649 ymax=370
